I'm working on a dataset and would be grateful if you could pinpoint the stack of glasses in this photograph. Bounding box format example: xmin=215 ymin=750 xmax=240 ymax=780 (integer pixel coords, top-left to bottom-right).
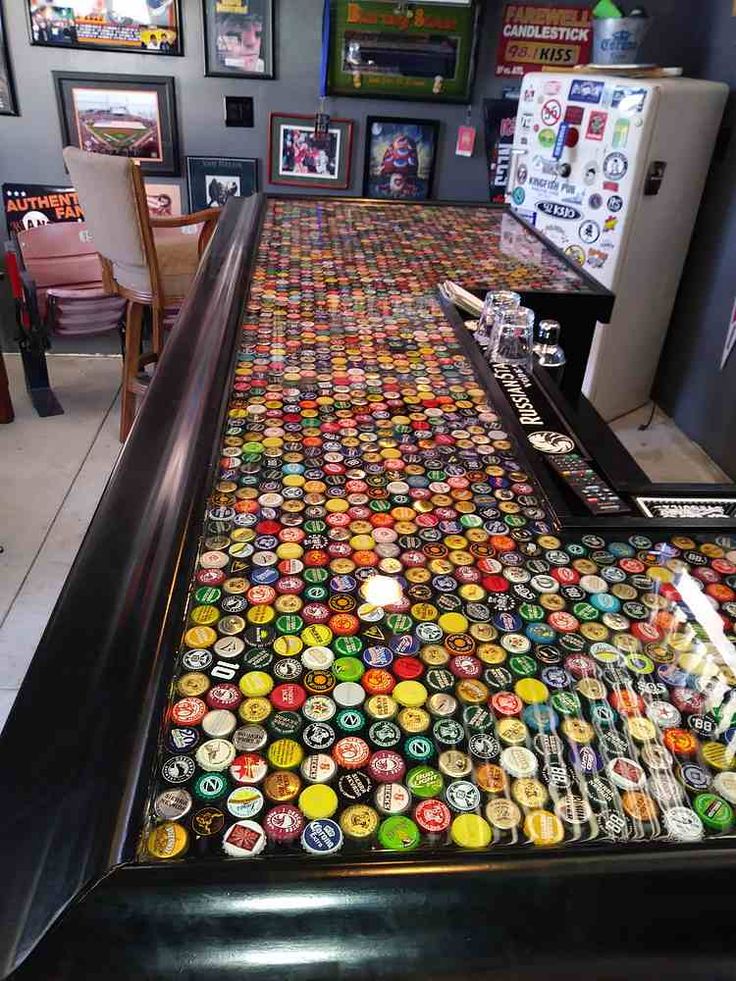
xmin=477 ymin=291 xmax=536 ymax=371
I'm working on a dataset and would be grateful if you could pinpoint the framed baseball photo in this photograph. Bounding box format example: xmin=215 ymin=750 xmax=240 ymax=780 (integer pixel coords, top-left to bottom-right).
xmin=0 ymin=1 xmax=18 ymax=116
xmin=269 ymin=113 xmax=354 ymax=190
xmin=363 ymin=116 xmax=439 ymax=200
xmin=186 ymin=156 xmax=258 ymax=212
xmin=27 ymin=0 xmax=183 ymax=56
xmin=203 ymin=0 xmax=274 ymax=78
xmin=53 ymin=72 xmax=179 ymax=176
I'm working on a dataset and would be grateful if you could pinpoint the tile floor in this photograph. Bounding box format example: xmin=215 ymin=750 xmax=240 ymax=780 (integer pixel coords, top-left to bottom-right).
xmin=0 ymin=356 xmax=731 ymax=735
xmin=0 ymin=353 xmax=122 ymax=729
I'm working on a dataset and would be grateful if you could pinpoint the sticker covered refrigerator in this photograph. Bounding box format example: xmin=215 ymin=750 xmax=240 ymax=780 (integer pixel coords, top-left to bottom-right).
xmin=506 ymin=73 xmax=727 ymax=421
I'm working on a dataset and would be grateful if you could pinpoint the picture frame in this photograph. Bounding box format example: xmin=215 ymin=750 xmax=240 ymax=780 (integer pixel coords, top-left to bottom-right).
xmin=186 ymin=156 xmax=258 ymax=212
xmin=145 ymin=182 xmax=182 ymax=216
xmin=203 ymin=0 xmax=274 ymax=79
xmin=0 ymin=1 xmax=18 ymax=116
xmin=269 ymin=113 xmax=354 ymax=190
xmin=53 ymin=72 xmax=179 ymax=177
xmin=363 ymin=116 xmax=439 ymax=201
xmin=326 ymin=0 xmax=480 ymax=103
xmin=26 ymin=0 xmax=183 ymax=56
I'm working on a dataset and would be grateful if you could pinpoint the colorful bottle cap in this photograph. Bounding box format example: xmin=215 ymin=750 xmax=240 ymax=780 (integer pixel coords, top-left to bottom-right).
xmin=377 ymin=815 xmax=421 ymax=851
xmin=222 ymin=820 xmax=267 ymax=858
xmin=298 ymin=784 xmax=339 ymax=820
xmin=301 ymin=818 xmax=344 ymax=855
xmin=147 ymin=821 xmax=189 ymax=860
xmin=450 ymin=813 xmax=492 ymax=849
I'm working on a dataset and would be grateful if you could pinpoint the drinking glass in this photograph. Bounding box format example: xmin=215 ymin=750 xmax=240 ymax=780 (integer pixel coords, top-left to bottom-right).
xmin=476 ymin=290 xmax=520 ymax=350
xmin=489 ymin=306 xmax=535 ymax=369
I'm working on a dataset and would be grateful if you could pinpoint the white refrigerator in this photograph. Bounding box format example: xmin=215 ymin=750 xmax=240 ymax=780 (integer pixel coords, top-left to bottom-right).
xmin=506 ymin=72 xmax=727 ymax=421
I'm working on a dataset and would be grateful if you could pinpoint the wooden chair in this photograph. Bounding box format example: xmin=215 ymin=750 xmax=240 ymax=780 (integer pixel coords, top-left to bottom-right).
xmin=62 ymin=147 xmax=220 ymax=440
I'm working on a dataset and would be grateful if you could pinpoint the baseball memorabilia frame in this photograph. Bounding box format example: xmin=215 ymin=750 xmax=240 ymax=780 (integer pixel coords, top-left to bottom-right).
xmin=27 ymin=0 xmax=183 ymax=56
xmin=203 ymin=0 xmax=274 ymax=78
xmin=53 ymin=72 xmax=179 ymax=177
xmin=269 ymin=113 xmax=354 ymax=190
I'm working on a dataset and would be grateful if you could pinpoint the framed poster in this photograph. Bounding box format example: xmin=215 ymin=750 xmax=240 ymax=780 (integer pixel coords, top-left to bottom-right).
xmin=327 ymin=0 xmax=479 ymax=103
xmin=146 ymin=182 xmax=182 ymax=215
xmin=363 ymin=116 xmax=439 ymax=201
xmin=269 ymin=113 xmax=354 ymax=190
xmin=53 ymin=72 xmax=179 ymax=177
xmin=496 ymin=4 xmax=592 ymax=77
xmin=27 ymin=0 xmax=182 ymax=55
xmin=3 ymin=183 xmax=82 ymax=234
xmin=203 ymin=0 xmax=274 ymax=78
xmin=483 ymin=97 xmax=517 ymax=204
xmin=0 ymin=2 xmax=18 ymax=116
xmin=186 ymin=156 xmax=258 ymax=212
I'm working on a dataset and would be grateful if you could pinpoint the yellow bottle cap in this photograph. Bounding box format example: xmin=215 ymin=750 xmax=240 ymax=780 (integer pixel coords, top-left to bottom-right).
xmin=438 ymin=612 xmax=469 ymax=635
xmin=298 ymin=784 xmax=338 ymax=820
xmin=276 ymin=542 xmax=304 ymax=560
xmin=524 ymin=809 xmax=565 ymax=846
xmin=239 ymin=671 xmax=274 ymax=698
xmin=267 ymin=738 xmax=305 ymax=770
xmin=246 ymin=604 xmax=275 ymax=625
xmin=339 ymin=804 xmax=379 ymax=840
xmin=514 ymin=678 xmax=549 ymax=705
xmin=189 ymin=605 xmax=220 ymax=626
xmin=392 ymin=680 xmax=428 ymax=708
xmin=183 ymin=625 xmax=217 ymax=649
xmin=301 ymin=624 xmax=333 ymax=647
xmin=273 ymin=635 xmax=303 ymax=657
xmin=451 ymin=813 xmax=492 ymax=849
xmin=147 ymin=821 xmax=189 ymax=860
xmin=176 ymin=672 xmax=210 ymax=697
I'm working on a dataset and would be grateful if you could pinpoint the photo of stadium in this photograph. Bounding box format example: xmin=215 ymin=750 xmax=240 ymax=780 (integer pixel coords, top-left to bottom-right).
xmin=71 ymin=85 xmax=163 ymax=161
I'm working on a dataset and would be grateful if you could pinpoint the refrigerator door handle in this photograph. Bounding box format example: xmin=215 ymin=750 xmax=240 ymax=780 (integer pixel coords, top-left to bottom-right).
xmin=643 ymin=160 xmax=668 ymax=196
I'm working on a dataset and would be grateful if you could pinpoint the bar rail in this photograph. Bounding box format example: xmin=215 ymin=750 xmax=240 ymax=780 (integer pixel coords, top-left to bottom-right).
xmin=0 ymin=194 xmax=266 ymax=979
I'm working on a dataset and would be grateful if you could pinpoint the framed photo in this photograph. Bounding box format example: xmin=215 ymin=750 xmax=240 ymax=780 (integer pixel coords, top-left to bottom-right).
xmin=327 ymin=0 xmax=479 ymax=103
xmin=145 ymin=182 xmax=182 ymax=216
xmin=363 ymin=116 xmax=439 ymax=201
xmin=186 ymin=156 xmax=258 ymax=212
xmin=0 ymin=2 xmax=18 ymax=116
xmin=269 ymin=113 xmax=354 ymax=190
xmin=203 ymin=0 xmax=274 ymax=78
xmin=53 ymin=72 xmax=179 ymax=177
xmin=26 ymin=0 xmax=182 ymax=55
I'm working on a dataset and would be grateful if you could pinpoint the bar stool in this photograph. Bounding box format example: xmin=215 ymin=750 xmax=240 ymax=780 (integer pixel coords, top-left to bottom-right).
xmin=63 ymin=147 xmax=220 ymax=440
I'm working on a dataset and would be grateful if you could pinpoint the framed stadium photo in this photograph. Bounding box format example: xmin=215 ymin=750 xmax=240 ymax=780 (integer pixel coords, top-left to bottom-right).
xmin=268 ymin=113 xmax=354 ymax=190
xmin=203 ymin=0 xmax=274 ymax=78
xmin=26 ymin=0 xmax=183 ymax=56
xmin=363 ymin=116 xmax=439 ymax=201
xmin=186 ymin=156 xmax=258 ymax=212
xmin=53 ymin=72 xmax=179 ymax=176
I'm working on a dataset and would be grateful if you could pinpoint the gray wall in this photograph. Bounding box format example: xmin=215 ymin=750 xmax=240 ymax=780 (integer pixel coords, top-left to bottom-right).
xmin=654 ymin=5 xmax=736 ymax=480
xmin=0 ymin=0 xmax=704 ymax=204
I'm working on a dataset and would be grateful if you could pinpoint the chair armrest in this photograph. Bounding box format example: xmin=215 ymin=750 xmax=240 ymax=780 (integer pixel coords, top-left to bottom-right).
xmin=150 ymin=208 xmax=221 ymax=229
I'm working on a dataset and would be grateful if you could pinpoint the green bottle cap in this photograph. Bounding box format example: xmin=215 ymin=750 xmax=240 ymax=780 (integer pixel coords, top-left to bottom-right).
xmin=194 ymin=586 xmax=221 ymax=604
xmin=551 ymin=691 xmax=582 ymax=717
xmin=406 ymin=765 xmax=444 ymax=799
xmin=303 ymin=567 xmax=329 ymax=584
xmin=378 ymin=815 xmax=421 ymax=851
xmin=303 ymin=585 xmax=328 ymax=601
xmin=268 ymin=710 xmax=303 ymax=737
xmin=336 ymin=708 xmax=366 ymax=733
xmin=694 ymin=793 xmax=734 ymax=832
xmin=275 ymin=613 xmax=304 ymax=635
xmin=404 ymin=735 xmax=435 ymax=763
xmin=194 ymin=771 xmax=229 ymax=801
xmin=509 ymin=654 xmax=537 ymax=678
xmin=335 ymin=635 xmax=363 ymax=656
xmin=463 ymin=705 xmax=494 ymax=733
xmin=369 ymin=720 xmax=402 ymax=748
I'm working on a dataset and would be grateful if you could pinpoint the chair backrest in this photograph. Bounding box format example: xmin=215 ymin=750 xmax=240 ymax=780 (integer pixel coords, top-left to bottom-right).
xmin=17 ymin=221 xmax=103 ymax=292
xmin=62 ymin=147 xmax=156 ymax=299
